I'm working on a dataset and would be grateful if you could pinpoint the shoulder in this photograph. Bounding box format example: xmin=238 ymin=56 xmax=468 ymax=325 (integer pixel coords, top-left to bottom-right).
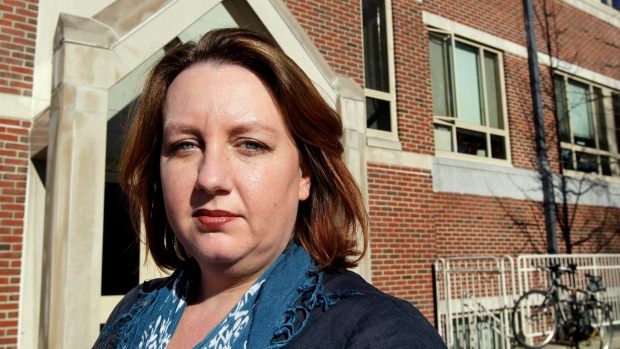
xmin=321 ymin=270 xmax=413 ymax=316
xmin=101 ymin=277 xmax=168 ymax=329
xmin=286 ymin=270 xmax=448 ymax=348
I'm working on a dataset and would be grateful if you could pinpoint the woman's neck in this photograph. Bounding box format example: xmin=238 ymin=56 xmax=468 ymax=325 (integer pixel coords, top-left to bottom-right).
xmin=167 ymin=267 xmax=259 ymax=349
xmin=190 ymin=248 xmax=285 ymax=303
xmin=189 ymin=258 xmax=269 ymax=304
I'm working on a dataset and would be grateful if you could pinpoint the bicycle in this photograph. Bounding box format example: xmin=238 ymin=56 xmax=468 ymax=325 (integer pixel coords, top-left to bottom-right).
xmin=511 ymin=264 xmax=614 ymax=349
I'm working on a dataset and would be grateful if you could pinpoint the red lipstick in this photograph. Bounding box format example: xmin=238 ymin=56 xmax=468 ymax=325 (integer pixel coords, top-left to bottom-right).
xmin=193 ymin=209 xmax=238 ymax=229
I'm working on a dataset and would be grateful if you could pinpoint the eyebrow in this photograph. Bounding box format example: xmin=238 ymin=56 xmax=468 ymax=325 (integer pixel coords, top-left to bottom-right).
xmin=161 ymin=122 xmax=196 ymax=135
xmin=228 ymin=119 xmax=279 ymax=136
xmin=162 ymin=118 xmax=280 ymax=136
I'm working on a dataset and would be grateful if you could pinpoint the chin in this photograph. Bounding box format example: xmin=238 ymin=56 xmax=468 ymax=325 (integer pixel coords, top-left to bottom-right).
xmin=191 ymin=248 xmax=244 ymax=266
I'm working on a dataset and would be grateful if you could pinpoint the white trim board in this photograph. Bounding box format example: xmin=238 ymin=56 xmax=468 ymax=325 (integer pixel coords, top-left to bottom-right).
xmin=0 ymin=93 xmax=48 ymax=121
xmin=562 ymin=0 xmax=620 ymax=28
xmin=432 ymin=156 xmax=620 ymax=208
xmin=367 ymin=146 xmax=432 ymax=171
xmin=367 ymin=146 xmax=620 ymax=208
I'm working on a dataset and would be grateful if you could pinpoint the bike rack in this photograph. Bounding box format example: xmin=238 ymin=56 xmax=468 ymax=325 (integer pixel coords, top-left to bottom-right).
xmin=435 ymin=256 xmax=517 ymax=349
xmin=435 ymin=253 xmax=620 ymax=348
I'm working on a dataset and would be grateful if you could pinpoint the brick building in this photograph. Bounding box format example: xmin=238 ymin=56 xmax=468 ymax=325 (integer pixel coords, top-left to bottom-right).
xmin=1 ymin=0 xmax=619 ymax=347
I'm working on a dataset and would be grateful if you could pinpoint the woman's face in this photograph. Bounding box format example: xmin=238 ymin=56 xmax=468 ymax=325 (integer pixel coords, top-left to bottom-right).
xmin=160 ymin=63 xmax=311 ymax=276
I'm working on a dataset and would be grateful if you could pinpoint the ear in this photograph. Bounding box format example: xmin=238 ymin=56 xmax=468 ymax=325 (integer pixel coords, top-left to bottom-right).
xmin=298 ymin=162 xmax=311 ymax=201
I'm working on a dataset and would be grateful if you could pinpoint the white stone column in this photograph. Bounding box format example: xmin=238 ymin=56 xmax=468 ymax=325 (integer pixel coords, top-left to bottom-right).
xmin=20 ymin=111 xmax=48 ymax=349
xmin=40 ymin=18 xmax=121 ymax=348
xmin=41 ymin=81 xmax=107 ymax=349
xmin=335 ymin=78 xmax=372 ymax=281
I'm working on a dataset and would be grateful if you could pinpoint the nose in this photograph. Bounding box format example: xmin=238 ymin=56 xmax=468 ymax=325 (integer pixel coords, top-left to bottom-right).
xmin=194 ymin=146 xmax=233 ymax=195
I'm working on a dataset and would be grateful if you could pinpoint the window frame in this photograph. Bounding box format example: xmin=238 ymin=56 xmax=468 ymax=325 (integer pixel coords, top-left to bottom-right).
xmin=599 ymin=0 xmax=620 ymax=11
xmin=362 ymin=0 xmax=399 ymax=144
xmin=555 ymin=72 xmax=620 ymax=178
xmin=429 ymin=28 xmax=512 ymax=165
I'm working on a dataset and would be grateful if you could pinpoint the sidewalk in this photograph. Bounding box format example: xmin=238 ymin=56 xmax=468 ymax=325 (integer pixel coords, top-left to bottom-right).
xmin=536 ymin=333 xmax=620 ymax=349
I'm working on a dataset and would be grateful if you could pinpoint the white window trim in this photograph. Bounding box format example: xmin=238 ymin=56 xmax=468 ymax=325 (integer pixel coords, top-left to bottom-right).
xmin=562 ymin=0 xmax=620 ymax=28
xmin=363 ymin=0 xmax=400 ymax=148
xmin=598 ymin=0 xmax=620 ymax=10
xmin=429 ymin=28 xmax=512 ymax=164
xmin=556 ymin=72 xmax=620 ymax=177
xmin=422 ymin=11 xmax=620 ymax=91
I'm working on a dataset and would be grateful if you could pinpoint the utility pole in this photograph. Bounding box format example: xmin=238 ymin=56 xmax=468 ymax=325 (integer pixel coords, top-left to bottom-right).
xmin=522 ymin=0 xmax=558 ymax=254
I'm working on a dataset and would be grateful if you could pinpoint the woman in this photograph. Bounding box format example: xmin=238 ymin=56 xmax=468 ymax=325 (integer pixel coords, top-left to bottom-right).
xmin=94 ymin=28 xmax=446 ymax=348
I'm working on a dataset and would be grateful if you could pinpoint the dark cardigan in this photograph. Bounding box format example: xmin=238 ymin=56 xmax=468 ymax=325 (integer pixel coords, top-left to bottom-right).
xmin=100 ymin=269 xmax=448 ymax=348
xmin=281 ymin=269 xmax=447 ymax=348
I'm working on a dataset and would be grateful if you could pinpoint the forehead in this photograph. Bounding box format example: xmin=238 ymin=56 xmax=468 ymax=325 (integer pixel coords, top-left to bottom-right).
xmin=165 ymin=63 xmax=271 ymax=106
xmin=162 ymin=63 xmax=286 ymax=131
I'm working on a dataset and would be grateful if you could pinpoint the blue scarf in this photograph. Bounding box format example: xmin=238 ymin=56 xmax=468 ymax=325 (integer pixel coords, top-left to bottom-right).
xmin=94 ymin=243 xmax=357 ymax=349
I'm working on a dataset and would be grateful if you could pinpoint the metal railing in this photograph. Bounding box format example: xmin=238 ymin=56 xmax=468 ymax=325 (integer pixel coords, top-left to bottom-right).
xmin=435 ymin=256 xmax=517 ymax=349
xmin=517 ymin=254 xmax=620 ymax=326
xmin=435 ymin=253 xmax=620 ymax=348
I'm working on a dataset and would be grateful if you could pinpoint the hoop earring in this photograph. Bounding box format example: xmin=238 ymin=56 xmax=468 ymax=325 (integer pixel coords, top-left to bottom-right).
xmin=172 ymin=231 xmax=191 ymax=261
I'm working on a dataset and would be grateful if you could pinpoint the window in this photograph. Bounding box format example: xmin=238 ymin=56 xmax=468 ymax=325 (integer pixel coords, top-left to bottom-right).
xmin=362 ymin=0 xmax=396 ymax=138
xmin=429 ymin=30 xmax=509 ymax=162
xmin=555 ymin=74 xmax=620 ymax=176
xmin=600 ymin=0 xmax=620 ymax=11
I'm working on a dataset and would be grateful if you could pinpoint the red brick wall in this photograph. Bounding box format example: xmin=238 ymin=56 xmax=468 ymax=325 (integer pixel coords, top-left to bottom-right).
xmin=503 ymin=54 xmax=539 ymax=171
xmin=368 ymin=164 xmax=620 ymax=320
xmin=0 ymin=118 xmax=29 ymax=349
xmin=367 ymin=161 xmax=620 ymax=303
xmin=367 ymin=163 xmax=437 ymax=321
xmin=285 ymin=0 xmax=619 ymax=330
xmin=392 ymin=3 xmax=435 ymax=154
xmin=283 ymin=0 xmax=620 ymax=171
xmin=421 ymin=0 xmax=526 ymax=48
xmin=434 ymin=192 xmax=620 ymax=257
xmin=422 ymin=0 xmax=620 ymax=172
xmin=283 ymin=0 xmax=620 ymax=161
xmin=531 ymin=0 xmax=620 ymax=82
xmin=502 ymin=53 xmax=564 ymax=173
xmin=0 ymin=0 xmax=37 ymax=345
xmin=421 ymin=0 xmax=620 ymax=81
xmin=0 ymin=0 xmax=37 ymax=97
xmin=282 ymin=0 xmax=364 ymax=85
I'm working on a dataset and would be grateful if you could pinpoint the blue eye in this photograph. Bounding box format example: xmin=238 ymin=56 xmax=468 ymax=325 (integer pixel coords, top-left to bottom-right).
xmin=244 ymin=142 xmax=259 ymax=150
xmin=180 ymin=143 xmax=195 ymax=150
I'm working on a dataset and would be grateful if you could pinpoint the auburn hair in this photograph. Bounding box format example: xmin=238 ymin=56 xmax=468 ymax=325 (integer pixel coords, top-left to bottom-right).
xmin=119 ymin=28 xmax=368 ymax=270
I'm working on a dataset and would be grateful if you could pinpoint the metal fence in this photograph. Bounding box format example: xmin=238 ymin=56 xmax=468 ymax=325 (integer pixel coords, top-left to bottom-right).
xmin=517 ymin=254 xmax=620 ymax=326
xmin=435 ymin=254 xmax=620 ymax=349
xmin=435 ymin=256 xmax=517 ymax=349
